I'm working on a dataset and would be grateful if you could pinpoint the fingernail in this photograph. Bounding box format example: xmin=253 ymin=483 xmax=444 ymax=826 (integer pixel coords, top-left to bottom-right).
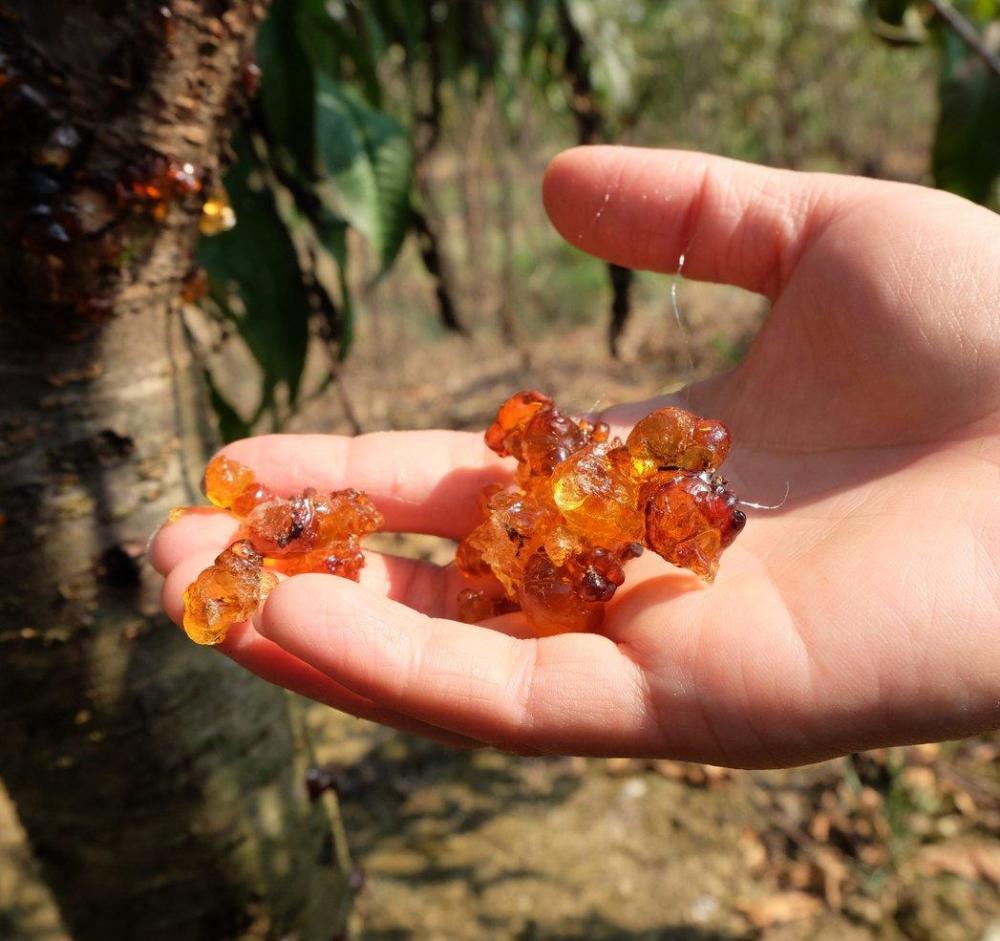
xmin=143 ymin=520 xmax=167 ymax=561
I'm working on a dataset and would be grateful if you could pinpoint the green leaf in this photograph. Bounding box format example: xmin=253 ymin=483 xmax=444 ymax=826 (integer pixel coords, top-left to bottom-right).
xmin=316 ymin=209 xmax=349 ymax=269
xmin=519 ymin=0 xmax=547 ymax=70
xmin=314 ymin=209 xmax=357 ymax=359
xmin=968 ymin=0 xmax=1000 ymax=22
xmin=335 ymin=251 xmax=355 ymax=357
xmin=371 ymin=0 xmax=425 ymax=59
xmin=198 ymin=132 xmax=312 ymax=421
xmin=862 ymin=0 xmax=928 ymax=44
xmin=257 ymin=1 xmax=316 ymax=177
xmin=932 ymin=32 xmax=1000 ymax=205
xmin=871 ymin=0 xmax=915 ymax=26
xmin=314 ymin=74 xmax=413 ymax=274
xmin=296 ymin=0 xmax=386 ymax=108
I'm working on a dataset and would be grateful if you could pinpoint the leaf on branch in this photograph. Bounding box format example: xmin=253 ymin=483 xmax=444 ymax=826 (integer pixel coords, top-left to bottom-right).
xmin=314 ymin=75 xmax=414 ymax=275
xmin=257 ymin=2 xmax=317 ymax=177
xmin=932 ymin=29 xmax=1000 ymax=204
xmin=862 ymin=0 xmax=930 ymax=45
xmin=198 ymin=132 xmax=311 ymax=427
xmin=312 ymin=209 xmax=356 ymax=360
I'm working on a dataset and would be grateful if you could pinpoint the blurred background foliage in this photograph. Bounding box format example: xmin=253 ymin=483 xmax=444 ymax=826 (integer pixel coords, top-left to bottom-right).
xmin=192 ymin=0 xmax=999 ymax=436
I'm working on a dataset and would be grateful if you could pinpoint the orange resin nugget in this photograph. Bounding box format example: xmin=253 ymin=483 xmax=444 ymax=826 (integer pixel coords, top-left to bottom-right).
xmin=243 ymin=487 xmax=382 ymax=557
xmin=518 ymin=551 xmax=603 ymax=636
xmin=626 ymin=408 xmax=730 ymax=476
xmin=550 ymin=443 xmax=643 ymax=546
xmin=266 ymin=535 xmax=366 ymax=579
xmin=462 ymin=488 xmax=557 ymax=593
xmin=643 ymin=473 xmax=745 ymax=581
xmin=180 ymin=455 xmax=383 ymax=645
xmin=183 ymin=541 xmax=277 ymax=645
xmin=202 ymin=454 xmax=255 ymax=509
xmin=201 ymin=454 xmax=277 ymax=517
xmin=455 ymin=391 xmax=746 ymax=636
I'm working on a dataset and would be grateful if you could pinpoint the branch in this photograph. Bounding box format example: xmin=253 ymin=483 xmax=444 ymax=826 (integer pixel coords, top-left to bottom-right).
xmin=607 ymin=264 xmax=633 ymax=358
xmin=413 ymin=7 xmax=444 ymax=161
xmin=410 ymin=200 xmax=467 ymax=334
xmin=555 ymin=0 xmax=604 ymax=145
xmin=926 ymin=0 xmax=1000 ymax=78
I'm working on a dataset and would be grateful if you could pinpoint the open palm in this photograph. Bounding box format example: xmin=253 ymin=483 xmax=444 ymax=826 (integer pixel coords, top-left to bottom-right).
xmin=153 ymin=147 xmax=1000 ymax=767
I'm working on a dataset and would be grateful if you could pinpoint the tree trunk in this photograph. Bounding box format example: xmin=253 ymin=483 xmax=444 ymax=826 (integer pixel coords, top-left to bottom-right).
xmin=0 ymin=3 xmax=349 ymax=938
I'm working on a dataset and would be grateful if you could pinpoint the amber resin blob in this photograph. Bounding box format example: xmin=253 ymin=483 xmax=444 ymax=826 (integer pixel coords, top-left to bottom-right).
xmin=181 ymin=456 xmax=383 ymax=645
xmin=455 ymin=391 xmax=745 ymax=636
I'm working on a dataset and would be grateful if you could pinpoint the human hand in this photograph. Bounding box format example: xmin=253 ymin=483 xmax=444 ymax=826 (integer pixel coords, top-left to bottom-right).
xmin=152 ymin=147 xmax=1000 ymax=767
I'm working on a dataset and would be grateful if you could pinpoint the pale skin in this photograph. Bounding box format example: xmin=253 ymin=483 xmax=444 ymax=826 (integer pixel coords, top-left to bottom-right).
xmin=152 ymin=147 xmax=1000 ymax=768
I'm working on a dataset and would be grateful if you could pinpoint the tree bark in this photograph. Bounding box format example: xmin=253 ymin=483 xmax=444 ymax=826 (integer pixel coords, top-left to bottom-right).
xmin=0 ymin=2 xmax=349 ymax=938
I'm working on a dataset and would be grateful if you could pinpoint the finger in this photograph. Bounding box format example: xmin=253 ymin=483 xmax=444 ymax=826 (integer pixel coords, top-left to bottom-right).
xmin=542 ymin=146 xmax=882 ymax=298
xmin=154 ymin=513 xmax=465 ymax=623
xmin=220 ymin=431 xmax=510 ymax=539
xmin=158 ymin=524 xmax=522 ymax=632
xmin=148 ymin=509 xmax=239 ymax=576
xmin=256 ymin=574 xmax=663 ymax=756
xmin=148 ymin=499 xmax=470 ymax=618
xmin=161 ymin=554 xmax=481 ymax=749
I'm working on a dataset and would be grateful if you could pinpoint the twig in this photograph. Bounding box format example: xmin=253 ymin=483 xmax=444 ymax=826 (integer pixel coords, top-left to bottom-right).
xmin=555 ymin=0 xmax=635 ymax=352
xmin=555 ymin=0 xmax=604 ymax=145
xmin=607 ymin=264 xmax=633 ymax=358
xmin=411 ymin=199 xmax=468 ymax=335
xmin=926 ymin=0 xmax=1000 ymax=78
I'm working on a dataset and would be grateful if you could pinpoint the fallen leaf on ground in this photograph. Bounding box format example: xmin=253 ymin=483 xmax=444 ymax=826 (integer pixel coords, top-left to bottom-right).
xmin=919 ymin=843 xmax=1000 ymax=887
xmin=737 ymin=828 xmax=767 ymax=872
xmin=735 ymin=891 xmax=823 ymax=928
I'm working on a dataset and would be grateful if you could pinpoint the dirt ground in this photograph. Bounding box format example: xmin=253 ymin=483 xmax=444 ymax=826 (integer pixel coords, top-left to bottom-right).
xmin=4 ymin=718 xmax=998 ymax=941
xmin=3 ymin=279 xmax=998 ymax=941
xmin=308 ymin=717 xmax=1000 ymax=941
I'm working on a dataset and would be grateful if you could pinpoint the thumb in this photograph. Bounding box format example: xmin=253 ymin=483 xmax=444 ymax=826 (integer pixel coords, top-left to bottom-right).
xmin=542 ymin=146 xmax=893 ymax=299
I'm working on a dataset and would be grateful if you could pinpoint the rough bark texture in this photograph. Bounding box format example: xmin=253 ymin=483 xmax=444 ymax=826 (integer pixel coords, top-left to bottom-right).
xmin=0 ymin=2 xmax=348 ymax=938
